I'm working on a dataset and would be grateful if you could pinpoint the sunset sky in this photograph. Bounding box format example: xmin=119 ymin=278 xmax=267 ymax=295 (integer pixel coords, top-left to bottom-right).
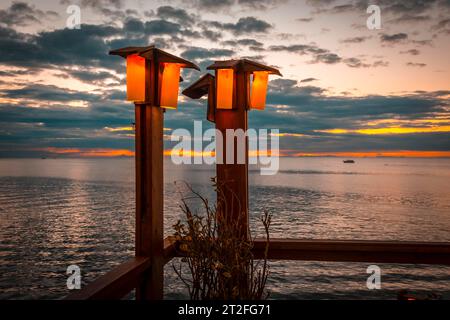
xmin=0 ymin=0 xmax=449 ymax=158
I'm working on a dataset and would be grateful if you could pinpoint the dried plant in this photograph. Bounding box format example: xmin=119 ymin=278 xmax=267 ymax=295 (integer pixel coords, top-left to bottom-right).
xmin=172 ymin=178 xmax=271 ymax=300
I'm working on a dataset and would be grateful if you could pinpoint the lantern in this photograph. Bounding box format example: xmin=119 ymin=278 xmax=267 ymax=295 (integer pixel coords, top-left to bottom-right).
xmin=126 ymin=54 xmax=146 ymax=102
xmin=183 ymin=59 xmax=281 ymax=121
xmin=249 ymin=71 xmax=269 ymax=110
xmin=160 ymin=63 xmax=181 ymax=109
xmin=109 ymin=46 xmax=200 ymax=107
xmin=216 ymin=69 xmax=234 ymax=109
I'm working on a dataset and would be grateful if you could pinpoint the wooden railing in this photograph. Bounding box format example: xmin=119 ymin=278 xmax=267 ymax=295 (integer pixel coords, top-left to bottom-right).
xmin=65 ymin=237 xmax=450 ymax=300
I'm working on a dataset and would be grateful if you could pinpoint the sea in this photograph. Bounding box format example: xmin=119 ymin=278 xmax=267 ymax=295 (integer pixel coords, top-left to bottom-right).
xmin=0 ymin=157 xmax=449 ymax=299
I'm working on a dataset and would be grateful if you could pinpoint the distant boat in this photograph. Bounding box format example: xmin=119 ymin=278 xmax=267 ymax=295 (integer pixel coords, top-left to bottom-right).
xmin=343 ymin=160 xmax=355 ymax=163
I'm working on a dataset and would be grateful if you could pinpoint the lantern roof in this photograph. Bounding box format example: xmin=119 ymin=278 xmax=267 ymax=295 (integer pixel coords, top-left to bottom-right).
xmin=207 ymin=59 xmax=282 ymax=76
xmin=109 ymin=46 xmax=200 ymax=71
xmin=182 ymin=73 xmax=214 ymax=99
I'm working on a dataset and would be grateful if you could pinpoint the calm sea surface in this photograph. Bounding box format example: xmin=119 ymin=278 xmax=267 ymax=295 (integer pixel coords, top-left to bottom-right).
xmin=0 ymin=158 xmax=449 ymax=299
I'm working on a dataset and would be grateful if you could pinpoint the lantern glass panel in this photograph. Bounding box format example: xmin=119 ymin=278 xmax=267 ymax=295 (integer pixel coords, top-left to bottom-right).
xmin=250 ymin=71 xmax=269 ymax=110
xmin=216 ymin=69 xmax=234 ymax=109
xmin=126 ymin=54 xmax=146 ymax=102
xmin=160 ymin=63 xmax=181 ymax=109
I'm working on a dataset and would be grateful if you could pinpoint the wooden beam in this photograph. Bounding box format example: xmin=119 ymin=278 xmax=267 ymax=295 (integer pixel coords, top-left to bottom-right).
xmin=168 ymin=237 xmax=450 ymax=265
xmin=251 ymin=239 xmax=450 ymax=265
xmin=64 ymin=257 xmax=151 ymax=300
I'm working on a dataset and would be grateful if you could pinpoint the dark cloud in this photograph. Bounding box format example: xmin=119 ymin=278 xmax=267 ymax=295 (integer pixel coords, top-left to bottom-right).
xmin=187 ymin=0 xmax=285 ymax=11
xmin=380 ymin=33 xmax=408 ymax=44
xmin=269 ymin=43 xmax=380 ymax=68
xmin=180 ymin=46 xmax=235 ymax=61
xmin=372 ymin=60 xmax=389 ymax=67
xmin=57 ymin=69 xmax=121 ymax=85
xmin=222 ymin=38 xmax=264 ymax=49
xmin=411 ymin=39 xmax=433 ymax=46
xmin=60 ymin=0 xmax=126 ymax=20
xmin=0 ymin=1 xmax=59 ymax=27
xmin=342 ymin=57 xmax=370 ymax=68
xmin=237 ymin=0 xmax=287 ymax=10
xmin=314 ymin=53 xmax=342 ymax=64
xmin=308 ymin=0 xmax=449 ymax=15
xmin=297 ymin=17 xmax=314 ymax=22
xmin=400 ymin=49 xmax=420 ymax=55
xmin=340 ymin=36 xmax=371 ymax=44
xmin=300 ymin=78 xmax=318 ymax=83
xmin=156 ymin=6 xmax=196 ymax=25
xmin=206 ymin=17 xmax=272 ymax=35
xmin=406 ymin=62 xmax=427 ymax=67
xmin=389 ymin=14 xmax=431 ymax=23
xmin=0 ymin=24 xmax=120 ymax=71
xmin=145 ymin=20 xmax=185 ymax=35
xmin=200 ymin=29 xmax=223 ymax=41
xmin=432 ymin=17 xmax=450 ymax=35
xmin=1 ymin=84 xmax=98 ymax=103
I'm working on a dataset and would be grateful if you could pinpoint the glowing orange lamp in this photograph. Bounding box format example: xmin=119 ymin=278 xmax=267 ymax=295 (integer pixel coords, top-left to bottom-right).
xmin=249 ymin=71 xmax=269 ymax=110
xmin=110 ymin=46 xmax=199 ymax=108
xmin=126 ymin=54 xmax=146 ymax=102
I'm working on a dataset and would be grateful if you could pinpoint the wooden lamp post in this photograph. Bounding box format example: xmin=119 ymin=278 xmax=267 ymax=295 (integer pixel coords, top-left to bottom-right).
xmin=109 ymin=46 xmax=199 ymax=300
xmin=183 ymin=59 xmax=281 ymax=238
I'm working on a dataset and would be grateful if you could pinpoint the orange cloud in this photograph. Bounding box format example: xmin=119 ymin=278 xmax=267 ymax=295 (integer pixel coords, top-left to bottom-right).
xmin=315 ymin=126 xmax=450 ymax=135
xmin=41 ymin=147 xmax=134 ymax=157
xmin=292 ymin=151 xmax=450 ymax=158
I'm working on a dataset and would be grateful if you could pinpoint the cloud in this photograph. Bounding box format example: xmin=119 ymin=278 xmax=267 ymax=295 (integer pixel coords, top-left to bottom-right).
xmin=0 ymin=1 xmax=59 ymax=27
xmin=297 ymin=17 xmax=314 ymax=22
xmin=305 ymin=0 xmax=450 ymax=37
xmin=156 ymin=6 xmax=196 ymax=25
xmin=0 ymin=24 xmax=121 ymax=71
xmin=314 ymin=53 xmax=342 ymax=64
xmin=221 ymin=38 xmax=265 ymax=51
xmin=400 ymin=49 xmax=420 ymax=55
xmin=205 ymin=16 xmax=272 ymax=35
xmin=340 ymin=36 xmax=371 ymax=44
xmin=1 ymin=84 xmax=98 ymax=103
xmin=431 ymin=18 xmax=450 ymax=35
xmin=180 ymin=46 xmax=235 ymax=61
xmin=187 ymin=0 xmax=285 ymax=11
xmin=237 ymin=0 xmax=287 ymax=10
xmin=145 ymin=20 xmax=186 ymax=35
xmin=342 ymin=57 xmax=370 ymax=68
xmin=269 ymin=43 xmax=382 ymax=68
xmin=60 ymin=0 xmax=127 ymax=20
xmin=300 ymin=78 xmax=318 ymax=83
xmin=406 ymin=62 xmax=427 ymax=67
xmin=380 ymin=33 xmax=409 ymax=44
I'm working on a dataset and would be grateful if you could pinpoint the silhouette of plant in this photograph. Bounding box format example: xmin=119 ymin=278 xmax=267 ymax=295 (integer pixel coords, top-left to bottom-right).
xmin=171 ymin=178 xmax=271 ymax=300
